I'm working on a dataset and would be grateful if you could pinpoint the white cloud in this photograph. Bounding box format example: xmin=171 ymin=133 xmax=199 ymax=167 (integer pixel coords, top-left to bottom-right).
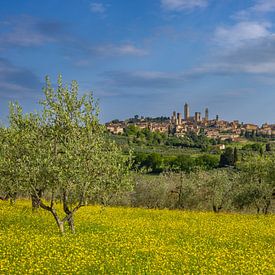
xmin=251 ymin=0 xmax=275 ymax=13
xmin=0 ymin=16 xmax=60 ymax=47
xmin=100 ymin=70 xmax=185 ymax=90
xmin=211 ymin=1 xmax=275 ymax=76
xmin=90 ymin=2 xmax=106 ymax=14
xmin=98 ymin=58 xmax=275 ymax=94
xmin=94 ymin=44 xmax=148 ymax=56
xmin=209 ymin=18 xmax=275 ymax=76
xmin=161 ymin=0 xmax=208 ymax=11
xmin=233 ymin=0 xmax=275 ymax=20
xmin=193 ymin=62 xmax=275 ymax=75
xmin=240 ymin=62 xmax=275 ymax=74
xmin=214 ymin=21 xmax=271 ymax=48
xmin=114 ymin=44 xmax=148 ymax=56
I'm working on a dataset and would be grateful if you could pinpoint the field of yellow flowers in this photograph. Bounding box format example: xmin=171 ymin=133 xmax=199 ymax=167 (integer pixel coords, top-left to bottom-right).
xmin=0 ymin=200 xmax=274 ymax=274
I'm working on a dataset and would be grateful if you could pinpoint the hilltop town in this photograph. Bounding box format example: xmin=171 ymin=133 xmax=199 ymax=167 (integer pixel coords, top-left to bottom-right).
xmin=106 ymin=103 xmax=275 ymax=141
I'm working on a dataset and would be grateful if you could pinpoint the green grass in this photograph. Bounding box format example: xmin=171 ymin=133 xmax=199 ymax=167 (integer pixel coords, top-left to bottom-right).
xmin=0 ymin=200 xmax=275 ymax=274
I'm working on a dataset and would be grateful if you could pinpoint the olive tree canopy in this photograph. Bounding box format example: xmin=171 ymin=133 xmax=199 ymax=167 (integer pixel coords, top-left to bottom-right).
xmin=0 ymin=76 xmax=132 ymax=233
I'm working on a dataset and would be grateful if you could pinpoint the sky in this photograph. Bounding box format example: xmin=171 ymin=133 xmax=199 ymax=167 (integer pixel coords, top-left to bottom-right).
xmin=0 ymin=0 xmax=275 ymax=125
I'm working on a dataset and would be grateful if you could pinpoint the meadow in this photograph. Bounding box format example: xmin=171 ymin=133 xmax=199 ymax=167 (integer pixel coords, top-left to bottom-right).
xmin=0 ymin=201 xmax=274 ymax=274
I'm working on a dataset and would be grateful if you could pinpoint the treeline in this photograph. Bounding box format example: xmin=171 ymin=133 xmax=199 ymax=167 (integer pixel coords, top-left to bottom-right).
xmin=132 ymin=147 xmax=248 ymax=174
xmin=124 ymin=125 xmax=213 ymax=150
xmin=126 ymin=146 xmax=275 ymax=214
xmin=242 ymin=142 xmax=275 ymax=153
xmin=124 ymin=156 xmax=274 ymax=214
xmin=133 ymin=152 xmax=219 ymax=173
xmin=240 ymin=129 xmax=275 ymax=140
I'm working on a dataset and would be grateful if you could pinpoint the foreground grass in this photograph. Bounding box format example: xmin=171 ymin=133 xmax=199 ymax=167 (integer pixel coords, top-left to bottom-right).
xmin=0 ymin=201 xmax=274 ymax=274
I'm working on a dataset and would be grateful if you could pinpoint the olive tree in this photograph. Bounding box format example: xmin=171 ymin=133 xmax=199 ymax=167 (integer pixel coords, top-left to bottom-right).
xmin=234 ymin=156 xmax=275 ymax=214
xmin=199 ymin=169 xmax=238 ymax=213
xmin=3 ymin=76 xmax=132 ymax=233
xmin=3 ymin=104 xmax=52 ymax=209
xmin=0 ymin=126 xmax=22 ymax=203
xmin=163 ymin=171 xmax=200 ymax=210
xmin=0 ymin=108 xmax=37 ymax=204
xmin=131 ymin=173 xmax=170 ymax=209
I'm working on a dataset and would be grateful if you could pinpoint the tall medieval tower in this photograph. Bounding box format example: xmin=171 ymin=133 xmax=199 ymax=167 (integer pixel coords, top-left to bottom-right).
xmin=184 ymin=103 xmax=190 ymax=121
xmin=205 ymin=108 xmax=209 ymax=121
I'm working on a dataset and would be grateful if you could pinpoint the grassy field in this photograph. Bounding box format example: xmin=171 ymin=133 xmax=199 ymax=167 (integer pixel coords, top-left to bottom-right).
xmin=0 ymin=201 xmax=274 ymax=274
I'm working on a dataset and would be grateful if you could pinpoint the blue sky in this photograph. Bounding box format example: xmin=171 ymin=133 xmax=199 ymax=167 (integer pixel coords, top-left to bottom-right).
xmin=0 ymin=0 xmax=275 ymax=125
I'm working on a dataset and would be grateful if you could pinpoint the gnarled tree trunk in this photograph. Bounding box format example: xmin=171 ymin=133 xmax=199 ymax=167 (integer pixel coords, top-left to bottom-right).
xmin=51 ymin=208 xmax=65 ymax=234
xmin=31 ymin=189 xmax=43 ymax=211
xmin=31 ymin=186 xmax=84 ymax=234
xmin=67 ymin=215 xmax=75 ymax=233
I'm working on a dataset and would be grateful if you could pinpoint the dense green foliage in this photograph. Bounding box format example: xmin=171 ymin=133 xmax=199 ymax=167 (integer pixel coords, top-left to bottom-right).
xmin=131 ymin=159 xmax=275 ymax=214
xmin=241 ymin=129 xmax=275 ymax=141
xmin=124 ymin=125 xmax=213 ymax=150
xmin=0 ymin=76 xmax=132 ymax=233
xmin=219 ymin=147 xmax=237 ymax=167
xmin=242 ymin=143 xmax=264 ymax=152
xmin=133 ymin=152 xmax=219 ymax=173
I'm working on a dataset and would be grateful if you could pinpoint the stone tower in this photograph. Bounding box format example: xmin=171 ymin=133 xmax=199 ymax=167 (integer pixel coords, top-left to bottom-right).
xmin=184 ymin=103 xmax=190 ymax=121
xmin=171 ymin=111 xmax=176 ymax=124
xmin=205 ymin=108 xmax=209 ymax=121
xmin=177 ymin=112 xmax=182 ymax=125
xmin=195 ymin=112 xmax=201 ymax=122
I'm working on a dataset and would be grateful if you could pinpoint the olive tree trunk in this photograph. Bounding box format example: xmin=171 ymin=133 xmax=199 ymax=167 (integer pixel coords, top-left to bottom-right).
xmin=31 ymin=189 xmax=43 ymax=211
